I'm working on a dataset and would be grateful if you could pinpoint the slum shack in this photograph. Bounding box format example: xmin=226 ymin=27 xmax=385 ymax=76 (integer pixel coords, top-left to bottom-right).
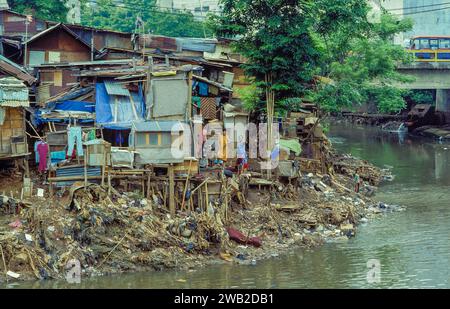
xmin=0 ymin=77 xmax=30 ymax=175
xmin=130 ymin=121 xmax=185 ymax=165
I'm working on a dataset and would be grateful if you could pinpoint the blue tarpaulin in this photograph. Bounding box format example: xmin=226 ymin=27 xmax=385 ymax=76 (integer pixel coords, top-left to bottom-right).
xmin=49 ymin=100 xmax=95 ymax=113
xmin=33 ymin=100 xmax=95 ymax=126
xmin=96 ymin=82 xmax=145 ymax=130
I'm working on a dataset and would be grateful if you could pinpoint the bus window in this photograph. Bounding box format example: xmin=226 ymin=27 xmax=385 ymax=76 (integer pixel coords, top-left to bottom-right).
xmin=411 ymin=39 xmax=419 ymax=50
xmin=440 ymin=39 xmax=450 ymax=48
xmin=430 ymin=39 xmax=439 ymax=49
xmin=420 ymin=39 xmax=430 ymax=49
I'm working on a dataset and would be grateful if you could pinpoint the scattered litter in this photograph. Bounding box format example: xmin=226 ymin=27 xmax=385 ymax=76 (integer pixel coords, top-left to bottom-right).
xmin=6 ymin=271 xmax=21 ymax=279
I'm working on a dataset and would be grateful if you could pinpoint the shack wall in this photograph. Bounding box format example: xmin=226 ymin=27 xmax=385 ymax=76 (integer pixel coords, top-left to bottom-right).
xmin=38 ymin=67 xmax=81 ymax=98
xmin=0 ymin=107 xmax=26 ymax=156
xmin=0 ymin=10 xmax=45 ymax=37
xmin=26 ymin=28 xmax=91 ymax=67
xmin=135 ymin=146 xmax=184 ymax=164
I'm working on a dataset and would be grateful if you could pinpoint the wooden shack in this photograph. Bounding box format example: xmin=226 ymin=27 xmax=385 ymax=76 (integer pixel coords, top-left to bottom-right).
xmin=0 ymin=76 xmax=30 ymax=174
xmin=24 ymin=23 xmax=96 ymax=97
xmin=0 ymin=9 xmax=46 ymax=37
xmin=24 ymin=23 xmax=94 ymax=67
xmin=131 ymin=121 xmax=185 ymax=165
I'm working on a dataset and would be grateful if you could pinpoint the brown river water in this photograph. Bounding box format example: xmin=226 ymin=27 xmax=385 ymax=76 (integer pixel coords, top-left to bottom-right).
xmin=4 ymin=123 xmax=450 ymax=288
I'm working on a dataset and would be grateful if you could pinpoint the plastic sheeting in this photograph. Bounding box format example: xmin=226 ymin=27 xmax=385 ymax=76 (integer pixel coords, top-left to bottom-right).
xmin=177 ymin=38 xmax=217 ymax=53
xmin=152 ymin=76 xmax=188 ymax=119
xmin=96 ymin=82 xmax=145 ymax=130
xmin=48 ymin=100 xmax=95 ymax=113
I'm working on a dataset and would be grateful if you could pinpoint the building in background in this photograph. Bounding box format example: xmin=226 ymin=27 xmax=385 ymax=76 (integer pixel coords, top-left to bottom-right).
xmin=371 ymin=0 xmax=404 ymax=45
xmin=402 ymin=0 xmax=450 ymax=39
xmin=0 ymin=0 xmax=9 ymax=10
xmin=156 ymin=0 xmax=222 ymax=21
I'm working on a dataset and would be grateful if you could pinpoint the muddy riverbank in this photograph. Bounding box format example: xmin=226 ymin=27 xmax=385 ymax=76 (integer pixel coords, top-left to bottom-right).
xmin=6 ymin=123 xmax=448 ymax=289
xmin=0 ymin=147 xmax=394 ymax=284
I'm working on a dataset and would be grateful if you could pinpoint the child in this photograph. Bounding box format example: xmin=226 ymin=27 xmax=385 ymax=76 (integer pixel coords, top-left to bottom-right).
xmin=354 ymin=169 xmax=361 ymax=193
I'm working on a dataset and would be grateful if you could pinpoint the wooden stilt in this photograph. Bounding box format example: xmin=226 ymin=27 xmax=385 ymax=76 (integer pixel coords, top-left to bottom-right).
xmin=146 ymin=171 xmax=151 ymax=199
xmin=168 ymin=165 xmax=175 ymax=216
xmin=181 ymin=160 xmax=192 ymax=211
xmin=84 ymin=146 xmax=88 ymax=191
xmin=205 ymin=182 xmax=209 ymax=214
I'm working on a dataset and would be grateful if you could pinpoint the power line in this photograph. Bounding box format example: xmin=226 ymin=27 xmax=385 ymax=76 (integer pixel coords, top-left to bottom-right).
xmin=393 ymin=5 xmax=450 ymax=16
xmin=88 ymin=0 xmax=223 ymax=17
xmin=386 ymin=1 xmax=450 ymax=12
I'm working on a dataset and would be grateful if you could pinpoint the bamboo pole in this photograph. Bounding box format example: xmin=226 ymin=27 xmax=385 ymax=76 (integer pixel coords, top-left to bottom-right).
xmin=190 ymin=177 xmax=210 ymax=194
xmin=101 ymin=149 xmax=106 ymax=187
xmin=0 ymin=244 xmax=8 ymax=283
xmin=168 ymin=165 xmax=175 ymax=216
xmin=146 ymin=171 xmax=151 ymax=199
xmin=84 ymin=146 xmax=88 ymax=191
xmin=98 ymin=235 xmax=127 ymax=268
xmin=205 ymin=182 xmax=209 ymax=215
xmin=181 ymin=160 xmax=193 ymax=211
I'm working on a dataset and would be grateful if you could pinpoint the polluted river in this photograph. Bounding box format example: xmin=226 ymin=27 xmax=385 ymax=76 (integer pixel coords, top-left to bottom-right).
xmin=5 ymin=123 xmax=450 ymax=289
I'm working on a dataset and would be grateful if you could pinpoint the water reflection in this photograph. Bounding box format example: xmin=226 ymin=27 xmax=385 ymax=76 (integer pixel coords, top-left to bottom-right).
xmin=5 ymin=123 xmax=450 ymax=289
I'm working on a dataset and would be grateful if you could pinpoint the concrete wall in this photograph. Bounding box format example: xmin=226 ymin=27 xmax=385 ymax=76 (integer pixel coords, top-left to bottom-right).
xmin=157 ymin=0 xmax=222 ymax=20
xmin=395 ymin=69 xmax=450 ymax=89
xmin=436 ymin=89 xmax=450 ymax=113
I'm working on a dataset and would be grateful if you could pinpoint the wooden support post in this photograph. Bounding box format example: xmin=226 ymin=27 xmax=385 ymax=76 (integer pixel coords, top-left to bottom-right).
xmin=198 ymin=187 xmax=203 ymax=212
xmin=84 ymin=146 xmax=88 ymax=190
xmin=108 ymin=172 xmax=112 ymax=196
xmin=187 ymin=71 xmax=193 ymax=121
xmin=23 ymin=158 xmax=30 ymax=178
xmin=146 ymin=171 xmax=151 ymax=199
xmin=168 ymin=165 xmax=175 ymax=216
xmin=101 ymin=149 xmax=106 ymax=187
xmin=181 ymin=160 xmax=192 ymax=211
xmin=205 ymin=182 xmax=209 ymax=214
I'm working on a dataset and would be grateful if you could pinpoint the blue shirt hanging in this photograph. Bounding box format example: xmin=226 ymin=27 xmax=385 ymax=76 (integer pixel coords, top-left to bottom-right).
xmin=198 ymin=82 xmax=209 ymax=96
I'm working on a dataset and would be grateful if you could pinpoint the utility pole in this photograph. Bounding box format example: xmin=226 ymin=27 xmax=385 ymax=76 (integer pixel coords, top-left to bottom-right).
xmin=24 ymin=15 xmax=32 ymax=68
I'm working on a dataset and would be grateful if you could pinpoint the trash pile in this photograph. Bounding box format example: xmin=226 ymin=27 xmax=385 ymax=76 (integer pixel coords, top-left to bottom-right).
xmin=331 ymin=154 xmax=390 ymax=186
xmin=0 ymin=183 xmax=231 ymax=281
xmin=0 ymin=155 xmax=394 ymax=283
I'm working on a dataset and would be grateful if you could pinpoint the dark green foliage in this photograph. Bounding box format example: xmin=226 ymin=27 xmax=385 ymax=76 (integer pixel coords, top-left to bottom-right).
xmin=81 ymin=0 xmax=212 ymax=37
xmin=213 ymin=0 xmax=414 ymax=114
xmin=8 ymin=0 xmax=71 ymax=22
xmin=211 ymin=0 xmax=320 ymax=102
xmin=403 ymin=90 xmax=434 ymax=106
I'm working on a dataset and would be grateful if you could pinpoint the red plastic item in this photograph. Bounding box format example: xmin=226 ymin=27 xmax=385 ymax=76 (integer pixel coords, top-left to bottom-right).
xmin=226 ymin=227 xmax=262 ymax=248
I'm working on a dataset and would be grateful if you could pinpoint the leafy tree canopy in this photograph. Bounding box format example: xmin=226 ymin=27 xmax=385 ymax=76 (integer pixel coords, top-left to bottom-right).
xmin=212 ymin=0 xmax=414 ymax=114
xmin=7 ymin=0 xmax=72 ymax=22
xmin=211 ymin=0 xmax=320 ymax=105
xmin=81 ymin=0 xmax=212 ymax=38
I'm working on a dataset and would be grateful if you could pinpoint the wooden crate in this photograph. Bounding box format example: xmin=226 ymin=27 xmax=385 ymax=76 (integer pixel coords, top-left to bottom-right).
xmin=173 ymin=159 xmax=199 ymax=175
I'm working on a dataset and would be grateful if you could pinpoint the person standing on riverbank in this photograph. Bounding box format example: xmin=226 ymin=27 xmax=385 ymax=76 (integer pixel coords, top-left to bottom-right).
xmin=354 ymin=169 xmax=361 ymax=193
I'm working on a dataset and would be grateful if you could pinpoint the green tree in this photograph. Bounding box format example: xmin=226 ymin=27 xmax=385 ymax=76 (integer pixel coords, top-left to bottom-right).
xmin=8 ymin=0 xmax=75 ymax=22
xmin=211 ymin=0 xmax=320 ymax=105
xmin=312 ymin=4 xmax=414 ymax=113
xmin=212 ymin=0 xmax=414 ymax=115
xmin=81 ymin=0 xmax=212 ymax=37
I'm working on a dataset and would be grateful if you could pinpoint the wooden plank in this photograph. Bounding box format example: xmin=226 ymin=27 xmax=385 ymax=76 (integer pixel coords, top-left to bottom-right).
xmin=48 ymin=175 xmax=103 ymax=182
xmin=168 ymin=165 xmax=175 ymax=216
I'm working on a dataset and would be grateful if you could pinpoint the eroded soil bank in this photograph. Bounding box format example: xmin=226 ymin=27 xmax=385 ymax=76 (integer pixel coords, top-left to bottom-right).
xmin=0 ymin=149 xmax=396 ymax=283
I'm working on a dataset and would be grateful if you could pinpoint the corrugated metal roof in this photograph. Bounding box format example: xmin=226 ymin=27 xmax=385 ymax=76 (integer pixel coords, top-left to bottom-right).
xmin=0 ymin=54 xmax=36 ymax=84
xmin=0 ymin=77 xmax=29 ymax=107
xmin=177 ymin=38 xmax=218 ymax=53
xmin=133 ymin=121 xmax=185 ymax=132
xmin=104 ymin=80 xmax=130 ymax=96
